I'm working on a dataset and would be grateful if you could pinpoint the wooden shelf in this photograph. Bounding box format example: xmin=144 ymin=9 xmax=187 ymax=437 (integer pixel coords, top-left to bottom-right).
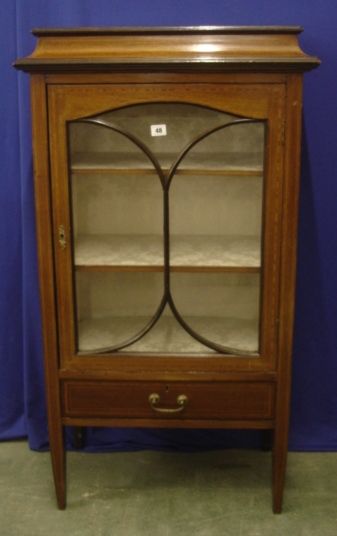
xmin=77 ymin=314 xmax=259 ymax=354
xmin=71 ymin=151 xmax=263 ymax=176
xmin=74 ymin=234 xmax=261 ymax=272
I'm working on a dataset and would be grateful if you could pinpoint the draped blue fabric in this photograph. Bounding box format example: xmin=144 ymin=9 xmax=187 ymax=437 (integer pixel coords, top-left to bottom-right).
xmin=1 ymin=0 xmax=337 ymax=451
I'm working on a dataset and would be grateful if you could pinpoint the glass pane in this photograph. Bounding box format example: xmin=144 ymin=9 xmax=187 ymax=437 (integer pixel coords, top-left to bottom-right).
xmin=67 ymin=103 xmax=265 ymax=356
xmin=76 ymin=272 xmax=164 ymax=352
xmin=68 ymin=120 xmax=164 ymax=352
xmin=170 ymin=273 xmax=260 ymax=354
xmin=170 ymin=121 xmax=265 ymax=353
xmin=180 ymin=120 xmax=264 ymax=173
xmin=95 ymin=103 xmax=235 ymax=169
xmin=122 ymin=306 xmax=214 ymax=354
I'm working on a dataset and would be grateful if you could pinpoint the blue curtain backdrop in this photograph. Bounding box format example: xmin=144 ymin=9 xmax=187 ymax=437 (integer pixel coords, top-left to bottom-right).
xmin=1 ymin=0 xmax=336 ymax=452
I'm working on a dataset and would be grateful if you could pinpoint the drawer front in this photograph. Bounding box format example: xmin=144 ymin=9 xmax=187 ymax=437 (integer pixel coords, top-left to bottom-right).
xmin=62 ymin=381 xmax=275 ymax=421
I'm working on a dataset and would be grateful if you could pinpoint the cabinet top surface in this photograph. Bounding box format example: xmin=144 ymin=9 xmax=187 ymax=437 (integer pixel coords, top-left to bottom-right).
xmin=31 ymin=26 xmax=304 ymax=36
xmin=14 ymin=25 xmax=320 ymax=73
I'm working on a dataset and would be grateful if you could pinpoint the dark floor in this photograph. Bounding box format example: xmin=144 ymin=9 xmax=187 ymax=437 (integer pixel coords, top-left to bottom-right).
xmin=1 ymin=441 xmax=336 ymax=535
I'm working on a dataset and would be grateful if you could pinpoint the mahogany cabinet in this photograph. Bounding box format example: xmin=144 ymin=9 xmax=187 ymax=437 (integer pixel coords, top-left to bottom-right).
xmin=15 ymin=26 xmax=319 ymax=512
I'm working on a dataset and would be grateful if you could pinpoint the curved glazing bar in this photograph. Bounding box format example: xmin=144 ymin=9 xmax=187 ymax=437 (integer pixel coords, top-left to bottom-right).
xmin=167 ymin=118 xmax=263 ymax=187
xmin=167 ymin=119 xmax=265 ymax=355
xmin=78 ymin=294 xmax=167 ymax=354
xmin=70 ymin=104 xmax=264 ymax=355
xmin=94 ymin=103 xmax=237 ymax=169
xmin=70 ymin=118 xmax=167 ymax=353
xmin=167 ymin=292 xmax=258 ymax=356
xmin=78 ymin=117 xmax=166 ymax=188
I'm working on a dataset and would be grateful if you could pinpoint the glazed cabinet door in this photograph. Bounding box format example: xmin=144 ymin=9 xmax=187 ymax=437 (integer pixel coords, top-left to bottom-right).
xmin=48 ymin=81 xmax=285 ymax=372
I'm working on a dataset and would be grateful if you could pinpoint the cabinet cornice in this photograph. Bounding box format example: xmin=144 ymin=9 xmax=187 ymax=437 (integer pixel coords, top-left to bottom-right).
xmin=14 ymin=26 xmax=320 ymax=73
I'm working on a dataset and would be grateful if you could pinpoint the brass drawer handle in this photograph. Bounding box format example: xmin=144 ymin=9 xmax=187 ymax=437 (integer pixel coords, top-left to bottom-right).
xmin=148 ymin=393 xmax=188 ymax=414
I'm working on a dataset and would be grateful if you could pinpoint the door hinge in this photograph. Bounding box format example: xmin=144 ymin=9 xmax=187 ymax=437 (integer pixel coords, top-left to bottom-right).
xmin=58 ymin=225 xmax=67 ymax=249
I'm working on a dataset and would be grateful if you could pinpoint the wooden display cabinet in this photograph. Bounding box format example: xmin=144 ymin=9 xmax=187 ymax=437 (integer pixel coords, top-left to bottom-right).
xmin=15 ymin=26 xmax=319 ymax=512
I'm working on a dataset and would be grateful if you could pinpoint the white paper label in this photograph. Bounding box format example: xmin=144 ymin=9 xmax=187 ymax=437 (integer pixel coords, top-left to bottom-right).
xmin=150 ymin=124 xmax=167 ymax=137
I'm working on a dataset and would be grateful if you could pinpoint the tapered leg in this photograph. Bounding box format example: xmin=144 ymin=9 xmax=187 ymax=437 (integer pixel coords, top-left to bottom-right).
xmin=49 ymin=423 xmax=66 ymax=509
xmin=272 ymin=427 xmax=288 ymax=514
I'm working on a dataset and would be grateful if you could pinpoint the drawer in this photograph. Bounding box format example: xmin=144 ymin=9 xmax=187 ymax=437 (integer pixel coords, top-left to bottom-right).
xmin=62 ymin=381 xmax=275 ymax=421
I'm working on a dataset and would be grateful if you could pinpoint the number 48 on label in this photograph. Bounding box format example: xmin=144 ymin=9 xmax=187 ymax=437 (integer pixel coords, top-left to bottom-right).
xmin=150 ymin=124 xmax=167 ymax=137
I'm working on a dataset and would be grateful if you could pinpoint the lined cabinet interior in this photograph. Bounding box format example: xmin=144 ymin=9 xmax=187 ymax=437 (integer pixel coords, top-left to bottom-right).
xmin=68 ymin=103 xmax=265 ymax=355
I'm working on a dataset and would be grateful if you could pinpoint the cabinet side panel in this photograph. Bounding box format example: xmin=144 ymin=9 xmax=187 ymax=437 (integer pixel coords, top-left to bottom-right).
xmin=273 ymin=73 xmax=303 ymax=513
xmin=30 ymin=75 xmax=65 ymax=508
